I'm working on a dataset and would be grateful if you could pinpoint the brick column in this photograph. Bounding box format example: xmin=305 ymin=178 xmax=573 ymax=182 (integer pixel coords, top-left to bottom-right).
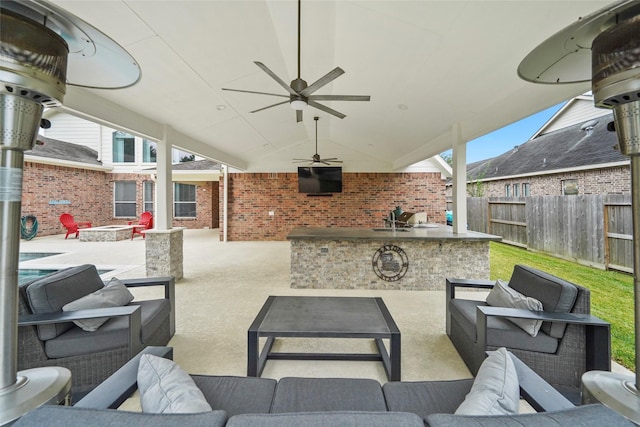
xmin=144 ymin=228 xmax=184 ymax=280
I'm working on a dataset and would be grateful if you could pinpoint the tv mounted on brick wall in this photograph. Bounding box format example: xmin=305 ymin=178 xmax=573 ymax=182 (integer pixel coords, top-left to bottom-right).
xmin=298 ymin=166 xmax=342 ymax=194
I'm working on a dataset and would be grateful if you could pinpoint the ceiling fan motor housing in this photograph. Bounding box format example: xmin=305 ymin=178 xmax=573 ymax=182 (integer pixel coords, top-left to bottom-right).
xmin=592 ymin=13 xmax=640 ymax=156
xmin=291 ymin=78 xmax=308 ymax=92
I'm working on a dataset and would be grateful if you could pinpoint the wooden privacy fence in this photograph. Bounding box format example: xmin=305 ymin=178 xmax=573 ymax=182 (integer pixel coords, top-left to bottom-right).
xmin=460 ymin=195 xmax=633 ymax=273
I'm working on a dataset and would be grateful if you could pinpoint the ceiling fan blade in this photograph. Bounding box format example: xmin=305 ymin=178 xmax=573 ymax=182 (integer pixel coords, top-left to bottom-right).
xmin=296 ymin=109 xmax=303 ymax=122
xmin=308 ymin=100 xmax=346 ymax=119
xmin=254 ymin=61 xmax=297 ymax=95
xmin=309 ymin=95 xmax=370 ymax=101
xmin=221 ymin=88 xmax=288 ymax=98
xmin=300 ymin=67 xmax=344 ymax=96
xmin=250 ymin=100 xmax=289 ymax=113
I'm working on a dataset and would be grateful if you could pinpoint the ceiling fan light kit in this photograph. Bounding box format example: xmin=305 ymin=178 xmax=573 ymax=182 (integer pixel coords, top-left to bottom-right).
xmin=222 ymin=0 xmax=370 ymax=122
xmin=290 ymin=99 xmax=307 ymax=110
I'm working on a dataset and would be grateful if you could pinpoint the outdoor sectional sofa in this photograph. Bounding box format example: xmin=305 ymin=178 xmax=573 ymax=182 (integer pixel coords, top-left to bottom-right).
xmin=17 ymin=264 xmax=175 ymax=398
xmin=13 ymin=346 xmax=633 ymax=426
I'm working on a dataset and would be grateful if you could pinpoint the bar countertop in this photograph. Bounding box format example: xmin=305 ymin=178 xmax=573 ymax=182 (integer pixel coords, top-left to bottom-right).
xmin=287 ymin=225 xmax=502 ymax=242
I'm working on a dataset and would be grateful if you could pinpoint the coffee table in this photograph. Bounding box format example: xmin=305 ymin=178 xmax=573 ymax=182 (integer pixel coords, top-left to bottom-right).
xmin=247 ymin=296 xmax=401 ymax=381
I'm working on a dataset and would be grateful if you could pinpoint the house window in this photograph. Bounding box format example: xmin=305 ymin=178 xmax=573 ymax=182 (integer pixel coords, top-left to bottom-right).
xmin=513 ymin=184 xmax=520 ymax=197
xmin=505 ymin=184 xmax=511 ymax=197
xmin=112 ymin=131 xmax=135 ymax=163
xmin=174 ymin=183 xmax=196 ymax=218
xmin=562 ymin=179 xmax=579 ymax=195
xmin=114 ymin=181 xmax=137 ymax=217
xmin=523 ymin=183 xmax=531 ymax=196
xmin=143 ymin=181 xmax=154 ymax=214
xmin=143 ymin=139 xmax=157 ymax=163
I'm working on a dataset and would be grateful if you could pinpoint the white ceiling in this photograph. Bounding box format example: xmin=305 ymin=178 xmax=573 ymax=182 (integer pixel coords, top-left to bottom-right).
xmin=50 ymin=0 xmax=610 ymax=172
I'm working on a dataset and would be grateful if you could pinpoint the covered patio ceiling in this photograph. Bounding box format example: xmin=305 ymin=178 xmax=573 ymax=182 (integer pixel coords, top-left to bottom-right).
xmin=51 ymin=0 xmax=608 ymax=172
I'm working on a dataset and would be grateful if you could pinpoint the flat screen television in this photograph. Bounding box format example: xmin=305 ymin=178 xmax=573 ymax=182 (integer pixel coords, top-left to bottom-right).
xmin=298 ymin=166 xmax=342 ymax=194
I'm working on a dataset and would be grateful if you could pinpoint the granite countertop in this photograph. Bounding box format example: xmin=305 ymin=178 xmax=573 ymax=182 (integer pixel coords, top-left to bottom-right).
xmin=287 ymin=226 xmax=502 ymax=242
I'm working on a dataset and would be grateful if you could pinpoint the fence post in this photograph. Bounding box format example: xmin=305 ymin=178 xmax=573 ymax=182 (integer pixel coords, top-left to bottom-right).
xmin=604 ymin=201 xmax=610 ymax=271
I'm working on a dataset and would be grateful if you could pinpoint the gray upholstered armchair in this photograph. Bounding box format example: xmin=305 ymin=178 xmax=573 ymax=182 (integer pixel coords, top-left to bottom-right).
xmin=446 ymin=264 xmax=611 ymax=402
xmin=18 ymin=264 xmax=175 ymax=398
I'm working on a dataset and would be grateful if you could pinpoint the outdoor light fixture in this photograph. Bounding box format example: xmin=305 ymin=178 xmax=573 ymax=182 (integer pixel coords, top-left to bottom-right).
xmin=0 ymin=1 xmax=139 ymax=424
xmin=519 ymin=1 xmax=640 ymax=423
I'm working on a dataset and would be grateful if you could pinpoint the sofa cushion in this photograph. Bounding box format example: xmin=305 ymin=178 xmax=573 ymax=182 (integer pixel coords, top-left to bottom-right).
xmin=508 ymin=265 xmax=579 ymax=338
xmin=426 ymin=404 xmax=635 ymax=427
xmin=449 ymin=299 xmax=558 ymax=353
xmin=486 ymin=279 xmax=543 ymax=337
xmin=226 ymin=411 xmax=424 ymax=427
xmin=138 ymin=354 xmax=212 ymax=414
xmin=45 ymin=299 xmax=170 ymax=358
xmin=270 ymin=377 xmax=386 ymax=413
xmin=383 ymin=378 xmax=474 ymax=418
xmin=25 ymin=264 xmax=105 ymax=340
xmin=62 ymin=278 xmax=134 ymax=332
xmin=12 ymin=406 xmax=227 ymax=427
xmin=455 ymin=348 xmax=519 ymax=416
xmin=191 ymin=375 xmax=276 ymax=417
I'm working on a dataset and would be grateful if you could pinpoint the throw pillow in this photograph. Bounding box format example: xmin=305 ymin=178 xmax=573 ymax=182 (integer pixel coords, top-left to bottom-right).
xmin=486 ymin=279 xmax=543 ymax=337
xmin=137 ymin=354 xmax=213 ymax=414
xmin=62 ymin=278 xmax=134 ymax=331
xmin=454 ymin=347 xmax=519 ymax=416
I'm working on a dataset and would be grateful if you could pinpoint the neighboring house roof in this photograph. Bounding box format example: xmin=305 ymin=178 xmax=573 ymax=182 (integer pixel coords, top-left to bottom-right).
xmin=28 ymin=136 xmax=103 ymax=166
xmin=171 ymin=159 xmax=221 ymax=171
xmin=466 ymin=113 xmax=627 ymax=181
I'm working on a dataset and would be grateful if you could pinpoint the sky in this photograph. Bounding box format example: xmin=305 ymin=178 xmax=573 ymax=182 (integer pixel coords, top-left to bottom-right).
xmin=442 ymin=102 xmax=565 ymax=164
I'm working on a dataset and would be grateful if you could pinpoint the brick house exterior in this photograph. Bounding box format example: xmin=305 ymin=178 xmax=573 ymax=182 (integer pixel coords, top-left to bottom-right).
xmin=21 ymin=162 xmax=219 ymax=237
xmin=21 ymin=136 xmax=220 ymax=237
xmin=26 ymin=112 xmax=450 ymax=241
xmin=446 ymin=96 xmax=630 ymax=199
xmin=476 ymin=165 xmax=630 ymax=197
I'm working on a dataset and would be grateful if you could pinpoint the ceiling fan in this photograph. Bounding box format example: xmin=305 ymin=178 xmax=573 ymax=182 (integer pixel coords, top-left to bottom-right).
xmin=221 ymin=0 xmax=370 ymax=123
xmin=293 ymin=116 xmax=342 ymax=165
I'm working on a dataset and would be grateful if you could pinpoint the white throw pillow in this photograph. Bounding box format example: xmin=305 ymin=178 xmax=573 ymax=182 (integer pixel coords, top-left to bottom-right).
xmin=62 ymin=278 xmax=134 ymax=331
xmin=486 ymin=279 xmax=543 ymax=337
xmin=454 ymin=347 xmax=519 ymax=416
xmin=137 ymin=354 xmax=212 ymax=414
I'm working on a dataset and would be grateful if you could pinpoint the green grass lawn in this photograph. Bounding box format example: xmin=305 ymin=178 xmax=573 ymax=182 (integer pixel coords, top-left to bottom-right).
xmin=490 ymin=241 xmax=636 ymax=372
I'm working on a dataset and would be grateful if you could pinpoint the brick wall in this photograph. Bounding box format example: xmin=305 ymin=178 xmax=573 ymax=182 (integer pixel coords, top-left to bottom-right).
xmin=481 ymin=166 xmax=630 ymax=197
xmin=22 ymin=162 xmax=112 ymax=236
xmin=220 ymin=172 xmax=447 ymax=241
xmin=446 ymin=165 xmax=631 ymax=199
xmin=21 ymin=163 xmax=217 ymax=237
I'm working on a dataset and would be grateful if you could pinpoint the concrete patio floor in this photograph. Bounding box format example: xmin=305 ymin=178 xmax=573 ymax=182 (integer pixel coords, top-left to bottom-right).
xmin=18 ymin=228 xmax=632 ymax=410
xmin=19 ymin=228 xmax=472 ymax=383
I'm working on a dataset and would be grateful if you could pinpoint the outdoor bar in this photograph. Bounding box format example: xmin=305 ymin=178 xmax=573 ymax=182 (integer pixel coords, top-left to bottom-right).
xmin=288 ymin=225 xmax=501 ymax=290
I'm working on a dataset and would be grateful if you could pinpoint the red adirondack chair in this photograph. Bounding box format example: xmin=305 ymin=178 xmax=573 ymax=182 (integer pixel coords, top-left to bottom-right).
xmin=129 ymin=211 xmax=153 ymax=240
xmin=59 ymin=213 xmax=92 ymax=239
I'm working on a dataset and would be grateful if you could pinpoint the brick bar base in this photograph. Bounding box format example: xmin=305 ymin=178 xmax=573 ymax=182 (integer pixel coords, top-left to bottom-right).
xmin=290 ymin=239 xmax=490 ymax=291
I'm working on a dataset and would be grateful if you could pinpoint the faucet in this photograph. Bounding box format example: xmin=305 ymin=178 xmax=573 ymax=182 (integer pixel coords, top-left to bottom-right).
xmin=390 ymin=210 xmax=396 ymax=232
